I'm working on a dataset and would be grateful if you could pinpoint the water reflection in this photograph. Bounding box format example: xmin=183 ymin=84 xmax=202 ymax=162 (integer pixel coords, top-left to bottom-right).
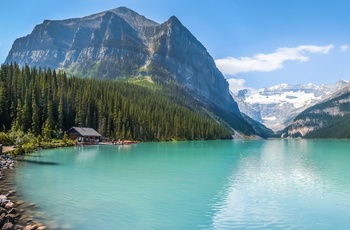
xmin=211 ymin=139 xmax=344 ymax=229
xmin=75 ymin=145 xmax=98 ymax=163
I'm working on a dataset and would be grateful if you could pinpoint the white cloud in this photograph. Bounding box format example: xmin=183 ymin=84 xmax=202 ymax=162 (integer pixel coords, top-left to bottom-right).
xmin=215 ymin=44 xmax=334 ymax=75
xmin=227 ymin=78 xmax=247 ymax=94
xmin=340 ymin=45 xmax=349 ymax=52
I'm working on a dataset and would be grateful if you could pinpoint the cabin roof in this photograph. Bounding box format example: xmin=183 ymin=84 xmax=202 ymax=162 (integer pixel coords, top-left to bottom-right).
xmin=67 ymin=127 xmax=101 ymax=137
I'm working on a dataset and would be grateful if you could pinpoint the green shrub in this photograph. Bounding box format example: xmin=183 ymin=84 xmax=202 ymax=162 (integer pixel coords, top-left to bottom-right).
xmin=0 ymin=132 xmax=13 ymax=145
xmin=22 ymin=142 xmax=38 ymax=153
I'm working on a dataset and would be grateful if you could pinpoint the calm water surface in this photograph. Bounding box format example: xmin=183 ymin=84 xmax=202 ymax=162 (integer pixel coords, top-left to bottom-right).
xmin=15 ymin=140 xmax=350 ymax=229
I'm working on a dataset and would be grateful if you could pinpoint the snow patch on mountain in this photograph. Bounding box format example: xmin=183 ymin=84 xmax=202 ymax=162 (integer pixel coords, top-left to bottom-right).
xmin=262 ymin=116 xmax=277 ymax=121
xmin=244 ymin=90 xmax=323 ymax=109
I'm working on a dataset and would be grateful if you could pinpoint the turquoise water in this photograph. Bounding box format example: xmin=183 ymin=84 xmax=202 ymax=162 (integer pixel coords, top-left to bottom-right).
xmin=14 ymin=140 xmax=350 ymax=229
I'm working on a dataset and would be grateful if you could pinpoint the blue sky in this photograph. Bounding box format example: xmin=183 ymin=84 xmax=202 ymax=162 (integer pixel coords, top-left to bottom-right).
xmin=1 ymin=0 xmax=350 ymax=90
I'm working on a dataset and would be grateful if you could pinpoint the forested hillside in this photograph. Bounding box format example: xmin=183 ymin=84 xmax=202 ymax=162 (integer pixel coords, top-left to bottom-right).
xmin=0 ymin=63 xmax=233 ymax=141
xmin=282 ymin=89 xmax=350 ymax=138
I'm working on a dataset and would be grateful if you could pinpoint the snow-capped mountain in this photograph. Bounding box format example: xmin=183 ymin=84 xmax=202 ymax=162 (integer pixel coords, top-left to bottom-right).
xmin=233 ymin=80 xmax=349 ymax=132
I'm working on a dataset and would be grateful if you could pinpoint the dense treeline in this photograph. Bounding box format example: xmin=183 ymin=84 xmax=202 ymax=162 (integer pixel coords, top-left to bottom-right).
xmin=0 ymin=63 xmax=232 ymax=141
xmin=305 ymin=114 xmax=350 ymax=138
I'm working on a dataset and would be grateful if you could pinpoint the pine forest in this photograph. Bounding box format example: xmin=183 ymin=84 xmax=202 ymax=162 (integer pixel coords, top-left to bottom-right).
xmin=0 ymin=63 xmax=233 ymax=142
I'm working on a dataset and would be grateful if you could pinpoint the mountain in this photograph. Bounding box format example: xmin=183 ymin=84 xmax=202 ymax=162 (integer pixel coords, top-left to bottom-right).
xmin=6 ymin=7 xmax=156 ymax=75
xmin=233 ymin=80 xmax=349 ymax=132
xmin=5 ymin=7 xmax=258 ymax=136
xmin=281 ymin=82 xmax=350 ymax=138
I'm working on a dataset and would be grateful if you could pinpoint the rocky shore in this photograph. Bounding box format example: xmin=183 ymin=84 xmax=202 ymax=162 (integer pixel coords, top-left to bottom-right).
xmin=0 ymin=154 xmax=46 ymax=230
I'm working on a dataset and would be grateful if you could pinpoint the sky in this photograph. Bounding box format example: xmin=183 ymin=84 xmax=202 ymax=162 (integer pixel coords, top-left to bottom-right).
xmin=1 ymin=0 xmax=350 ymax=91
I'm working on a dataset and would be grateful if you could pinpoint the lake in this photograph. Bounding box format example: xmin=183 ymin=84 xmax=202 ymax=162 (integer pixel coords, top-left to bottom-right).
xmin=14 ymin=139 xmax=350 ymax=229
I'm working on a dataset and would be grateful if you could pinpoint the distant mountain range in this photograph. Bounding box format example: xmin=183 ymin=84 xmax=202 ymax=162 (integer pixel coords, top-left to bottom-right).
xmin=5 ymin=7 xmax=262 ymax=137
xmin=233 ymin=80 xmax=349 ymax=132
xmin=281 ymin=83 xmax=350 ymax=138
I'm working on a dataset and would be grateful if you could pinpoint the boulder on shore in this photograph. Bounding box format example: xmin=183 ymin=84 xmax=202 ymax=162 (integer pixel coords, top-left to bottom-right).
xmin=1 ymin=222 xmax=14 ymax=230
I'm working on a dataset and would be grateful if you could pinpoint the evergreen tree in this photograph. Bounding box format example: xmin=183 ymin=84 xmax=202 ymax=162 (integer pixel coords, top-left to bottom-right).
xmin=31 ymin=97 xmax=40 ymax=135
xmin=0 ymin=83 xmax=6 ymax=130
xmin=58 ymin=97 xmax=64 ymax=131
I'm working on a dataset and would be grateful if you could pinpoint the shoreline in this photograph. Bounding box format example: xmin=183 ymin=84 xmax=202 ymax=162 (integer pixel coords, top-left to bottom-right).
xmin=1 ymin=153 xmax=47 ymax=230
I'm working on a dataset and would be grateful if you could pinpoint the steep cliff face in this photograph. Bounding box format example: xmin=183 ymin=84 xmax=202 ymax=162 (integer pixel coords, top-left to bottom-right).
xmin=148 ymin=16 xmax=239 ymax=114
xmin=282 ymin=83 xmax=350 ymax=138
xmin=5 ymin=7 xmax=256 ymax=135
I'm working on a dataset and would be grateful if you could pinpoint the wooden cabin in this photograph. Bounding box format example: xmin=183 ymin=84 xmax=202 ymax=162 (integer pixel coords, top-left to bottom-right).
xmin=67 ymin=127 xmax=101 ymax=145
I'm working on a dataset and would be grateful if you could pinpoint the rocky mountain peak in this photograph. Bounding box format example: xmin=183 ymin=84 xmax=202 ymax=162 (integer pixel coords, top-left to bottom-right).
xmin=107 ymin=7 xmax=159 ymax=33
xmin=167 ymin=16 xmax=181 ymax=25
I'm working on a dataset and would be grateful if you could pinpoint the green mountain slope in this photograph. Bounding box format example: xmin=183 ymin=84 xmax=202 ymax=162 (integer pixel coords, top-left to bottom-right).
xmin=282 ymin=85 xmax=350 ymax=138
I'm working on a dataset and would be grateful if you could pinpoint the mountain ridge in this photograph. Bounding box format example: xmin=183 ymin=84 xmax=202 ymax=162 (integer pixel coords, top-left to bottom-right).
xmin=233 ymin=80 xmax=349 ymax=132
xmin=281 ymin=82 xmax=350 ymax=138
